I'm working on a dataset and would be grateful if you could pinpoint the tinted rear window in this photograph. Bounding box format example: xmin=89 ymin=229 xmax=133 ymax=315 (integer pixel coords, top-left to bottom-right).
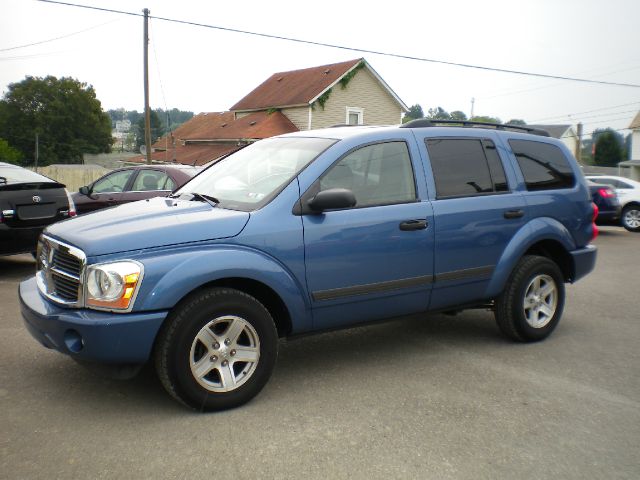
xmin=509 ymin=140 xmax=575 ymax=191
xmin=425 ymin=138 xmax=509 ymax=199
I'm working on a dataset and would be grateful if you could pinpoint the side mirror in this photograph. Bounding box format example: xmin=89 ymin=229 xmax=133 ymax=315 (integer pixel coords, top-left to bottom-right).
xmin=307 ymin=188 xmax=356 ymax=213
xmin=79 ymin=186 xmax=90 ymax=196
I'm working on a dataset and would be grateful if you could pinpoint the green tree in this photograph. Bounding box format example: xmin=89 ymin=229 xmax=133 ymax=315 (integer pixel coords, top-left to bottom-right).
xmin=135 ymin=110 xmax=165 ymax=150
xmin=506 ymin=119 xmax=527 ymax=125
xmin=426 ymin=106 xmax=451 ymax=120
xmin=402 ymin=104 xmax=424 ymax=123
xmin=450 ymin=110 xmax=468 ymax=121
xmin=593 ymin=129 xmax=624 ymax=166
xmin=0 ymin=76 xmax=112 ymax=165
xmin=470 ymin=115 xmax=501 ymax=124
xmin=0 ymin=138 xmax=23 ymax=164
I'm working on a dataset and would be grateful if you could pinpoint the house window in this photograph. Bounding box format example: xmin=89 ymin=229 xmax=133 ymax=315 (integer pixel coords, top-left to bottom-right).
xmin=346 ymin=107 xmax=364 ymax=125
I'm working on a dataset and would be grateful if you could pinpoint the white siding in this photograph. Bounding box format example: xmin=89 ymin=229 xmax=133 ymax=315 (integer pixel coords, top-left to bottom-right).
xmin=310 ymin=68 xmax=403 ymax=129
xmin=281 ymin=106 xmax=310 ymax=131
xmin=631 ymin=130 xmax=640 ymax=160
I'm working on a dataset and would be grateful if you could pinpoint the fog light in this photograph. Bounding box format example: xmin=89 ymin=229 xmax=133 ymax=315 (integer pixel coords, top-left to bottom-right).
xmin=64 ymin=329 xmax=84 ymax=353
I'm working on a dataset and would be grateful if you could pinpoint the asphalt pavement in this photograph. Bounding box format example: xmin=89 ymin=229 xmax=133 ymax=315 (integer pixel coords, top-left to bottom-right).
xmin=1 ymin=227 xmax=638 ymax=479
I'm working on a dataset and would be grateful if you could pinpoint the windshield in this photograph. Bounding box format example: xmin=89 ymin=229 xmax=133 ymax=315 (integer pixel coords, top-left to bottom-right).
xmin=176 ymin=137 xmax=336 ymax=211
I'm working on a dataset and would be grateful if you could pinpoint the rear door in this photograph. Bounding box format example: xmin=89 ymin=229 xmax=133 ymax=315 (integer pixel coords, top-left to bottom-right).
xmin=419 ymin=135 xmax=527 ymax=310
xmin=300 ymin=140 xmax=434 ymax=330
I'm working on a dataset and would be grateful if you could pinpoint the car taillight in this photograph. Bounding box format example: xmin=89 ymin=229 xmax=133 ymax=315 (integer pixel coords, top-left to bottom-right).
xmin=598 ymin=187 xmax=615 ymax=198
xmin=591 ymin=202 xmax=599 ymax=242
xmin=65 ymin=189 xmax=77 ymax=217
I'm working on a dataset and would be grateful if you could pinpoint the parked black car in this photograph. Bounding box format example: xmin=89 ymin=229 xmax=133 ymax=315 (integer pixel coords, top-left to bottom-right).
xmin=71 ymin=165 xmax=200 ymax=215
xmin=587 ymin=179 xmax=621 ymax=225
xmin=0 ymin=162 xmax=75 ymax=256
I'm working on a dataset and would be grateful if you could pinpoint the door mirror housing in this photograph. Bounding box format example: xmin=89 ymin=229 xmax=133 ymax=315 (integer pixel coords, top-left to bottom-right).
xmin=79 ymin=186 xmax=90 ymax=196
xmin=307 ymin=188 xmax=356 ymax=213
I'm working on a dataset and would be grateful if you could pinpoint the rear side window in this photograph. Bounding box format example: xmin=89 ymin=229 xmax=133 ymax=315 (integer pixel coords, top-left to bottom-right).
xmin=509 ymin=140 xmax=575 ymax=191
xmin=425 ymin=138 xmax=509 ymax=199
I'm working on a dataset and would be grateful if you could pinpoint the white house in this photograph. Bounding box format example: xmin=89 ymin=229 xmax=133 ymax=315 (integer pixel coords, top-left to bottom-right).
xmin=618 ymin=112 xmax=640 ymax=180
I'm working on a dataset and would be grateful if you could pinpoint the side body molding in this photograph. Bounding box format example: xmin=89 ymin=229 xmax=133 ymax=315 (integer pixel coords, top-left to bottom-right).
xmin=136 ymin=246 xmax=312 ymax=334
xmin=484 ymin=217 xmax=577 ymax=298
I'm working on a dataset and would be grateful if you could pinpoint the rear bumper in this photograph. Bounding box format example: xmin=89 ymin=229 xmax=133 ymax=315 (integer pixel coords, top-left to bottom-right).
xmin=595 ymin=205 xmax=622 ymax=224
xmin=570 ymin=244 xmax=597 ymax=283
xmin=20 ymin=276 xmax=168 ymax=364
xmin=0 ymin=224 xmax=43 ymax=255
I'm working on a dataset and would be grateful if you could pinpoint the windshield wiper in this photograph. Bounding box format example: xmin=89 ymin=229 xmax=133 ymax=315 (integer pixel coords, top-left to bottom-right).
xmin=189 ymin=192 xmax=220 ymax=208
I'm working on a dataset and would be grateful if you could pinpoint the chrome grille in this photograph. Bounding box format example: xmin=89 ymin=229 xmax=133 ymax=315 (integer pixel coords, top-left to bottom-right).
xmin=52 ymin=249 xmax=82 ymax=277
xmin=37 ymin=235 xmax=86 ymax=306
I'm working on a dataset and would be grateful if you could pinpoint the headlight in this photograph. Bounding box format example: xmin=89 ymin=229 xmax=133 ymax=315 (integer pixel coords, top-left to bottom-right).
xmin=85 ymin=261 xmax=143 ymax=311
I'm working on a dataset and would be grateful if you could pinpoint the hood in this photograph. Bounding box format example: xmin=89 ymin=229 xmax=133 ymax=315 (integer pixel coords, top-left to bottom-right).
xmin=45 ymin=197 xmax=250 ymax=256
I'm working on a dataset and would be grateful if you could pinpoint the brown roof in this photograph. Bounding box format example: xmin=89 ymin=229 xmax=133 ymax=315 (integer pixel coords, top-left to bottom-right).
xmin=152 ymin=112 xmax=235 ymax=150
xmin=230 ymin=58 xmax=363 ymax=111
xmin=141 ymin=110 xmax=299 ymax=166
xmin=187 ymin=111 xmax=298 ymax=140
xmin=129 ymin=143 xmax=241 ymax=166
xmin=630 ymin=111 xmax=640 ymax=130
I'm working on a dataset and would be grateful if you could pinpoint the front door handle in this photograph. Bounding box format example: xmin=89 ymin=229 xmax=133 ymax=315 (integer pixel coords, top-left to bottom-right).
xmin=399 ymin=219 xmax=428 ymax=231
xmin=504 ymin=209 xmax=524 ymax=219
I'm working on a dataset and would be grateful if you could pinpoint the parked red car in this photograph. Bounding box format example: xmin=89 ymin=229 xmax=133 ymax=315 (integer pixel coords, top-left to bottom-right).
xmin=71 ymin=165 xmax=199 ymax=215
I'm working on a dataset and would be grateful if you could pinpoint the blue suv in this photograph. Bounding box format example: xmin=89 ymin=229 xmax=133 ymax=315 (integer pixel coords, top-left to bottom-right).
xmin=20 ymin=121 xmax=597 ymax=411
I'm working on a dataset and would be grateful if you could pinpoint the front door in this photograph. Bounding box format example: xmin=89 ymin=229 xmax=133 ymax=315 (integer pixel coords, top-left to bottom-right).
xmin=301 ymin=141 xmax=434 ymax=330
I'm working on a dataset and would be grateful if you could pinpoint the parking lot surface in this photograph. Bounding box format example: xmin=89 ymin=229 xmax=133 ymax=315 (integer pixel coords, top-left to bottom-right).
xmin=1 ymin=227 xmax=638 ymax=479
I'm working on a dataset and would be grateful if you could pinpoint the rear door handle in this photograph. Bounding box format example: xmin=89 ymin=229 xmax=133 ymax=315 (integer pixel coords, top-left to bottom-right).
xmin=399 ymin=219 xmax=428 ymax=231
xmin=504 ymin=209 xmax=524 ymax=219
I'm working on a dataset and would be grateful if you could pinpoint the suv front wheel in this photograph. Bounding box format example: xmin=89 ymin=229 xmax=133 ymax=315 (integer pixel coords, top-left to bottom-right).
xmin=154 ymin=287 xmax=278 ymax=411
xmin=495 ymin=255 xmax=565 ymax=342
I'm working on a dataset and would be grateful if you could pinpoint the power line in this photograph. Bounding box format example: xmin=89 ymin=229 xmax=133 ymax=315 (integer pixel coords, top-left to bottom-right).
xmin=532 ymin=101 xmax=640 ymax=123
xmin=36 ymin=0 xmax=640 ymax=89
xmin=0 ymin=19 xmax=119 ymax=52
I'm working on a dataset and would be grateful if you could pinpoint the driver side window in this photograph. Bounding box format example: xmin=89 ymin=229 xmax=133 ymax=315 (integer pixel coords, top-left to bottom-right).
xmin=319 ymin=141 xmax=417 ymax=208
xmin=92 ymin=170 xmax=134 ymax=193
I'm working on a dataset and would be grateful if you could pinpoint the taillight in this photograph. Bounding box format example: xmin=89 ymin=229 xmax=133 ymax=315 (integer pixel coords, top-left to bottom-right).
xmin=65 ymin=189 xmax=77 ymax=217
xmin=598 ymin=187 xmax=615 ymax=198
xmin=591 ymin=202 xmax=599 ymax=242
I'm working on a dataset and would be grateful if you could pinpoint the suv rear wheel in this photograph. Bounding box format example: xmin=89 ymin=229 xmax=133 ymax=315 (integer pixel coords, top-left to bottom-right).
xmin=495 ymin=255 xmax=565 ymax=342
xmin=155 ymin=287 xmax=278 ymax=411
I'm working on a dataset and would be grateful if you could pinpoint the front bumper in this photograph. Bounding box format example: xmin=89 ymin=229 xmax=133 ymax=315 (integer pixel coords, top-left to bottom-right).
xmin=20 ymin=276 xmax=168 ymax=364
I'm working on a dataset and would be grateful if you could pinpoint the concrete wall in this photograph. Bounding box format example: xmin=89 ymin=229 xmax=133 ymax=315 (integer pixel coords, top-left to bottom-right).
xmin=33 ymin=164 xmax=110 ymax=192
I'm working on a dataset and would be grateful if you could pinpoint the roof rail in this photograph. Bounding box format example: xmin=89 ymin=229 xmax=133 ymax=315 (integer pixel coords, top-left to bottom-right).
xmin=399 ymin=119 xmax=550 ymax=137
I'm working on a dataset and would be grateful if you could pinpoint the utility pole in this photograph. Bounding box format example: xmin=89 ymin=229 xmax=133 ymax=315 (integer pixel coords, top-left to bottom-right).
xmin=470 ymin=97 xmax=475 ymax=120
xmin=34 ymin=133 xmax=39 ymax=172
xmin=576 ymin=122 xmax=583 ymax=164
xmin=143 ymin=8 xmax=152 ymax=164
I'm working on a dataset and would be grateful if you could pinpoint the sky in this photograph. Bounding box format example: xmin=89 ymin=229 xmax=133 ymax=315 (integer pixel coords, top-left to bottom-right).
xmin=1 ymin=0 xmax=639 ymax=139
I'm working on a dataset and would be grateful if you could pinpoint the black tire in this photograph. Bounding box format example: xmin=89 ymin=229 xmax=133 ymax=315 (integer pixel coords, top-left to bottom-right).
xmin=154 ymin=287 xmax=278 ymax=411
xmin=495 ymin=255 xmax=565 ymax=342
xmin=621 ymin=204 xmax=640 ymax=232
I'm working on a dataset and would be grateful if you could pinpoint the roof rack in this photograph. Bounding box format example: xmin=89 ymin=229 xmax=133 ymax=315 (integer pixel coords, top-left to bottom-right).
xmin=399 ymin=119 xmax=550 ymax=137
